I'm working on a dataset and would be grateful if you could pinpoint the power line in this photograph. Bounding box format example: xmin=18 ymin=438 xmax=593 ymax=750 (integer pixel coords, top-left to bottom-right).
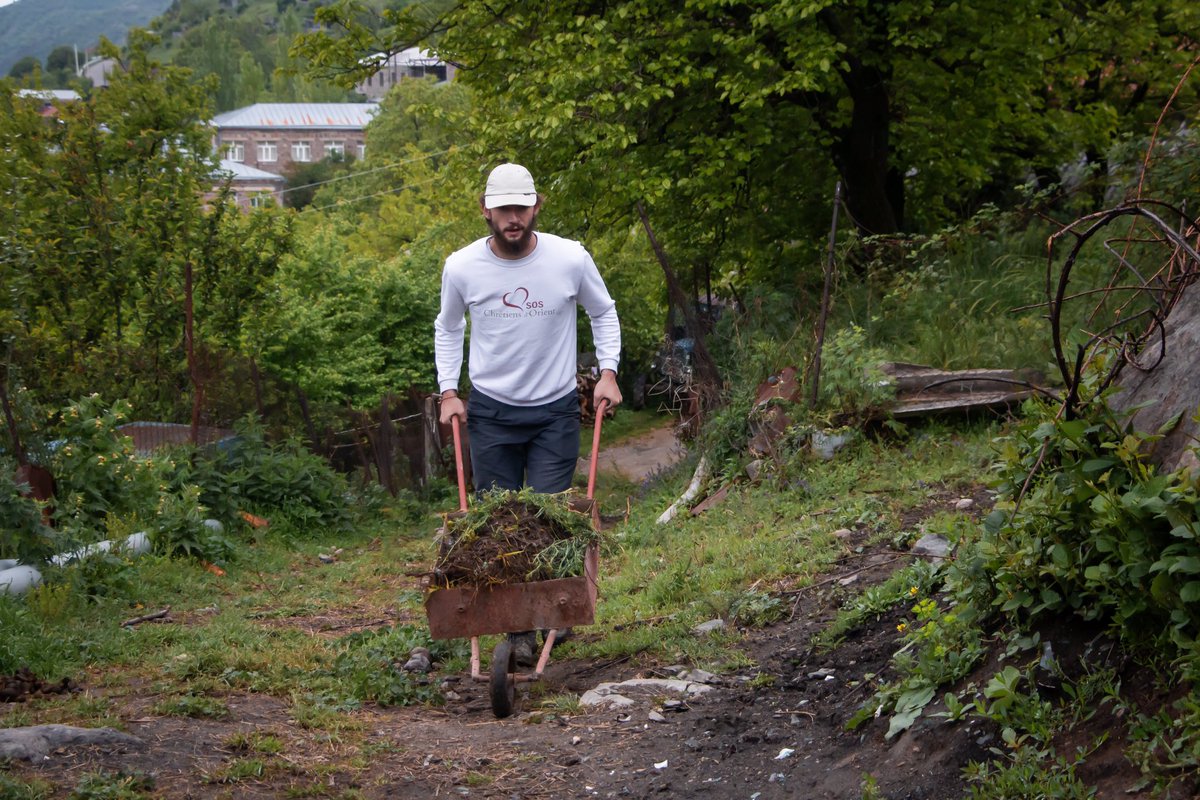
xmin=277 ymin=148 xmax=452 ymax=195
xmin=309 ymin=174 xmax=442 ymax=211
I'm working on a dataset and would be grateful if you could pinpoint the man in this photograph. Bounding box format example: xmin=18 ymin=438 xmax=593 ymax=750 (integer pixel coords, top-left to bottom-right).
xmin=433 ymin=163 xmax=622 ymax=663
xmin=435 ymin=163 xmax=622 ymax=490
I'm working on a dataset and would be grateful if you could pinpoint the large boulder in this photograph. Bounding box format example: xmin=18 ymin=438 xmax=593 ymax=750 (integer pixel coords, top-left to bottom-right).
xmin=1109 ymin=281 xmax=1200 ymax=474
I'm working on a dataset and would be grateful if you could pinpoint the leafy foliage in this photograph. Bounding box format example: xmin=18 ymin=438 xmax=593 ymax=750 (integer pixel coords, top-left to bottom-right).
xmin=204 ymin=422 xmax=351 ymax=530
xmin=329 ymin=624 xmax=452 ymax=706
xmin=0 ymin=467 xmax=57 ymax=562
xmin=49 ymin=397 xmax=159 ymax=537
xmin=955 ymin=400 xmax=1200 ymax=647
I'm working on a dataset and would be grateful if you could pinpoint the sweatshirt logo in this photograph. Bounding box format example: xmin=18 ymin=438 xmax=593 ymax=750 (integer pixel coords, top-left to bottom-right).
xmin=502 ymin=287 xmax=529 ymax=309
xmin=486 ymin=286 xmax=558 ymax=319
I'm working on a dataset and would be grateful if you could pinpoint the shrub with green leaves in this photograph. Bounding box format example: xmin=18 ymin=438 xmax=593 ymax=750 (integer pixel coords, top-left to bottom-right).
xmin=814 ymin=323 xmax=895 ymax=425
xmin=211 ymin=423 xmax=351 ymax=531
xmin=0 ymin=461 xmax=58 ymax=562
xmin=956 ymin=398 xmax=1200 ymax=648
xmin=49 ymin=396 xmax=158 ymax=539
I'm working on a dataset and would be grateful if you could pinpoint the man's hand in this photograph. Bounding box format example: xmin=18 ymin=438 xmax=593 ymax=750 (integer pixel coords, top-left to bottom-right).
xmin=593 ymin=369 xmax=622 ymax=412
xmin=439 ymin=393 xmax=466 ymax=425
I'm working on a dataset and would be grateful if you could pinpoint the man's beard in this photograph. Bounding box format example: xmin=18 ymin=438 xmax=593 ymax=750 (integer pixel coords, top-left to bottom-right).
xmin=488 ymin=213 xmax=538 ymax=257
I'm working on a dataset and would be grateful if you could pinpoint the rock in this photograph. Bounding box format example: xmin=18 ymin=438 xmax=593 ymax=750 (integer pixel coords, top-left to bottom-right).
xmin=693 ymin=619 xmax=726 ymax=635
xmin=0 ymin=565 xmax=42 ymax=596
xmin=679 ymin=668 xmax=718 ymax=684
xmin=318 ymin=553 xmax=336 ymax=564
xmin=403 ymin=647 xmax=432 ymax=673
xmin=202 ymin=518 xmax=224 ymax=533
xmin=811 ymin=430 xmax=852 ymax=460
xmin=954 ymin=498 xmax=975 ymax=510
xmin=832 ymin=528 xmax=853 ymax=539
xmin=745 ymin=459 xmax=765 ymax=482
xmin=0 ymin=725 xmax=143 ymax=761
xmin=648 ymin=711 xmax=667 ymax=723
xmin=910 ymin=533 xmax=952 ymax=560
xmin=443 ymin=690 xmax=461 ymax=701
xmin=580 ymin=678 xmax=715 ymax=710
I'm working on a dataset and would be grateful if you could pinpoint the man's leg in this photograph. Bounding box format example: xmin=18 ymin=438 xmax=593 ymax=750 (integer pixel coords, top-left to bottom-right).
xmin=467 ymin=392 xmax=528 ymax=492
xmin=525 ymin=391 xmax=581 ymax=493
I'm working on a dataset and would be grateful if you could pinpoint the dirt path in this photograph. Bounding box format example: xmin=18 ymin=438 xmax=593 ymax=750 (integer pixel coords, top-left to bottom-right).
xmin=4 ymin=477 xmax=1147 ymax=799
xmin=581 ymin=422 xmax=687 ymax=483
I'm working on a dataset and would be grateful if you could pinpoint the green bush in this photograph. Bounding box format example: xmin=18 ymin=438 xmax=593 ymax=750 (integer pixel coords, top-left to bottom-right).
xmin=0 ymin=462 xmax=58 ymax=562
xmin=952 ymin=397 xmax=1200 ymax=648
xmin=212 ymin=422 xmax=351 ymax=531
xmin=49 ymin=396 xmax=158 ymax=539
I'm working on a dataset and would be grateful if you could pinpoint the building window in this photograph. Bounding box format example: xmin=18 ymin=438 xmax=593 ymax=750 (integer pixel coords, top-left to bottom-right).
xmin=250 ymin=192 xmax=275 ymax=209
xmin=292 ymin=140 xmax=311 ymax=162
xmin=324 ymin=141 xmax=345 ymax=158
xmin=226 ymin=141 xmax=244 ymax=162
xmin=357 ymin=143 xmax=366 ymax=159
xmin=257 ymin=141 xmax=278 ymax=162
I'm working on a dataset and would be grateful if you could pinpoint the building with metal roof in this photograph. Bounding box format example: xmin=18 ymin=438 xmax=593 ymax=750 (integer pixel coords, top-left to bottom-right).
xmin=355 ymin=48 xmax=456 ymax=100
xmin=208 ymin=159 xmax=286 ymax=211
xmin=210 ymin=103 xmax=379 ymax=177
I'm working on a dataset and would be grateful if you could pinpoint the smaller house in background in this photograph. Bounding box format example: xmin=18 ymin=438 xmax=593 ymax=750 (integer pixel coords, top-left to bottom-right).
xmin=16 ymin=89 xmax=81 ymax=117
xmin=77 ymin=56 xmax=118 ymax=89
xmin=355 ymin=47 xmax=456 ymax=100
xmin=209 ymin=102 xmax=378 ymax=176
xmin=211 ymin=159 xmax=287 ymax=211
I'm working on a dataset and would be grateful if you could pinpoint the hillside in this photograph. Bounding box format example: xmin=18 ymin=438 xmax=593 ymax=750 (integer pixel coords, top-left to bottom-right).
xmin=0 ymin=0 xmax=170 ymax=74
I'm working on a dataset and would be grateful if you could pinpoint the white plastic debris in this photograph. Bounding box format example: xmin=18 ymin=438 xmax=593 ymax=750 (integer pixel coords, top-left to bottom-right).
xmin=654 ymin=760 xmax=668 ymax=770
xmin=775 ymin=748 xmax=795 ymax=760
xmin=0 ymin=565 xmax=42 ymax=596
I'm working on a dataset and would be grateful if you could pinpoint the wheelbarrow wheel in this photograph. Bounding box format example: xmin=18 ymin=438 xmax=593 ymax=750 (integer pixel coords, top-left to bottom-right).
xmin=490 ymin=639 xmax=517 ymax=718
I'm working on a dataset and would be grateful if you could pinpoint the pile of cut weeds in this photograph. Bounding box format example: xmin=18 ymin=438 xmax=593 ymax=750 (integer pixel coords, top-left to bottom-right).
xmin=432 ymin=489 xmax=599 ymax=588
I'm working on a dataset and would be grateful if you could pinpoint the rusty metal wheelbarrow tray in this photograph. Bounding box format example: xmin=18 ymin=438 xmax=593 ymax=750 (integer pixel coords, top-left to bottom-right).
xmin=424 ymin=542 xmax=598 ymax=640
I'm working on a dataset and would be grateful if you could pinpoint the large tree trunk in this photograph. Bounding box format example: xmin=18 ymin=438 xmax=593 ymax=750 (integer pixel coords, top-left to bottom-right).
xmin=831 ymin=57 xmax=903 ymax=235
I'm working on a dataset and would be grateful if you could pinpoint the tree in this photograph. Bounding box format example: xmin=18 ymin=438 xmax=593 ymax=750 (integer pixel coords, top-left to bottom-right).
xmin=0 ymin=31 xmax=295 ymax=421
xmin=7 ymin=56 xmax=39 ymax=82
xmin=294 ymin=0 xmax=1200 ymax=243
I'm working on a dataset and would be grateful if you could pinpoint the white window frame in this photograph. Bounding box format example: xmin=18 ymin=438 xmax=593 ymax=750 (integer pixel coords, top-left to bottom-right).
xmin=257 ymin=140 xmax=278 ymax=162
xmin=324 ymin=140 xmax=345 ymax=158
xmin=292 ymin=140 xmax=311 ymax=162
xmin=226 ymin=141 xmax=244 ymax=162
xmin=357 ymin=143 xmax=366 ymax=159
xmin=249 ymin=192 xmax=275 ymax=209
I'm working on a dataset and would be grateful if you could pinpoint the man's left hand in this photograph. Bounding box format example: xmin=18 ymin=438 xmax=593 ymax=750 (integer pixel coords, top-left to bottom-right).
xmin=594 ymin=369 xmax=622 ymax=412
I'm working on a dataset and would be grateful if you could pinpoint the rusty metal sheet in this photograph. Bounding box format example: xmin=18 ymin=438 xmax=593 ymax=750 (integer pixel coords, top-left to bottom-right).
xmin=425 ymin=546 xmax=598 ymax=640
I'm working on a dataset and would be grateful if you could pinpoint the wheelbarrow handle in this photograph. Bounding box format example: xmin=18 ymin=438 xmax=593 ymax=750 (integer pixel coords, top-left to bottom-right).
xmin=451 ymin=415 xmax=468 ymax=512
xmin=449 ymin=400 xmax=606 ymax=507
xmin=586 ymin=399 xmax=608 ymax=500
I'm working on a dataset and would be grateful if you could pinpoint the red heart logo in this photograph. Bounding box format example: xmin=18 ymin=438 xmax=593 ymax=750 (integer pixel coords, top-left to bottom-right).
xmin=502 ymin=287 xmax=529 ymax=309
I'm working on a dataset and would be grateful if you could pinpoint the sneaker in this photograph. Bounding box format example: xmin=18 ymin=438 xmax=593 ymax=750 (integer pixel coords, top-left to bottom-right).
xmin=508 ymin=631 xmax=537 ymax=667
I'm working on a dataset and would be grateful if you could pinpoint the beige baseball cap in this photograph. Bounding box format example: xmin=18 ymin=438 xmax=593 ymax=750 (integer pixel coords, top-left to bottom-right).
xmin=484 ymin=163 xmax=538 ymax=209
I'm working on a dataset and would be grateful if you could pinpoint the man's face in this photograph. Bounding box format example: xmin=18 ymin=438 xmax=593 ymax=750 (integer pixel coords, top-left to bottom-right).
xmin=483 ymin=202 xmax=540 ymax=257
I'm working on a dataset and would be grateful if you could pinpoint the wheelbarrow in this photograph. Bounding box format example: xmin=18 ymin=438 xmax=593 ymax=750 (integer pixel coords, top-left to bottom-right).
xmin=424 ymin=402 xmax=607 ymax=718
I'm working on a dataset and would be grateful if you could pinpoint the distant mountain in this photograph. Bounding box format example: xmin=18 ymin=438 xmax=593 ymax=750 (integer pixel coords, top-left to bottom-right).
xmin=0 ymin=0 xmax=172 ymax=75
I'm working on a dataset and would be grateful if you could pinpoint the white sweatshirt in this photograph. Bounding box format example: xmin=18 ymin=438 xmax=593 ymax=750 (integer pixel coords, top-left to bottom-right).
xmin=434 ymin=232 xmax=621 ymax=406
